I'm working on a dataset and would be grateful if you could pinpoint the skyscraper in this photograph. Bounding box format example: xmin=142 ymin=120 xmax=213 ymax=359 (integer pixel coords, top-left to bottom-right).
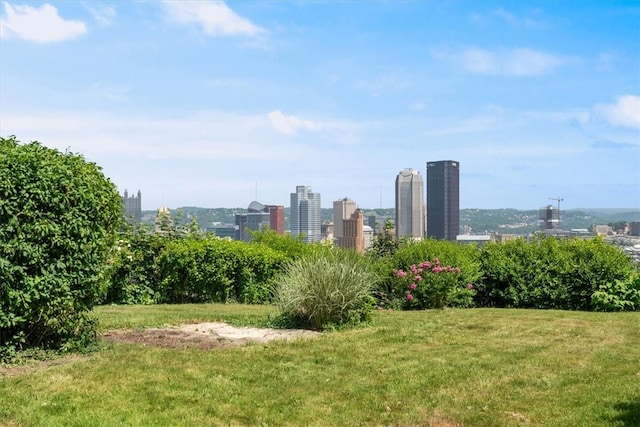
xmin=235 ymin=201 xmax=285 ymax=241
xmin=333 ymin=197 xmax=357 ymax=245
xmin=339 ymin=209 xmax=365 ymax=254
xmin=290 ymin=185 xmax=321 ymax=243
xmin=426 ymin=160 xmax=460 ymax=241
xmin=395 ymin=169 xmax=425 ymax=238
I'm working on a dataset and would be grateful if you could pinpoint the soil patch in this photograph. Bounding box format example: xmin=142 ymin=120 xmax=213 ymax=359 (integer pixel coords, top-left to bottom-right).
xmin=1 ymin=323 xmax=318 ymax=376
xmin=101 ymin=322 xmax=320 ymax=350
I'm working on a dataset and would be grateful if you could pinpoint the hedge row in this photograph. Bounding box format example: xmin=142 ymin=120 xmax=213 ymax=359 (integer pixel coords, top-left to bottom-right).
xmin=376 ymin=236 xmax=636 ymax=311
xmin=105 ymin=229 xmax=638 ymax=312
xmin=104 ymin=229 xmax=310 ymax=305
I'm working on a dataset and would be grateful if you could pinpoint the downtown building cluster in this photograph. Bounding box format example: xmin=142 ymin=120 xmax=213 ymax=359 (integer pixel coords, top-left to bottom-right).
xmin=123 ymin=160 xmax=462 ymax=250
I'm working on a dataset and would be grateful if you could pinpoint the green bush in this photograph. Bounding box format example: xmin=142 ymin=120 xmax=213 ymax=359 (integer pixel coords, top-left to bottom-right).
xmin=156 ymin=237 xmax=288 ymax=304
xmin=249 ymin=228 xmax=314 ymax=261
xmin=0 ymin=136 xmax=122 ymax=359
xmin=394 ymin=258 xmax=475 ymax=309
xmin=592 ymin=273 xmax=640 ymax=311
xmin=375 ymin=239 xmax=482 ymax=308
xmin=103 ymin=225 xmax=169 ymax=305
xmin=275 ymin=248 xmax=379 ymax=330
xmin=478 ymin=236 xmax=635 ymax=310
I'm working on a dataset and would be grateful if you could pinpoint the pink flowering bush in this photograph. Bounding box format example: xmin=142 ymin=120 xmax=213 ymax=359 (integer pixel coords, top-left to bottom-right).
xmin=392 ymin=258 xmax=475 ymax=309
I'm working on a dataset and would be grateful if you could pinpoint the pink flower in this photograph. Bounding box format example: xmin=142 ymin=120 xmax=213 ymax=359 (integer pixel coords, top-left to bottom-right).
xmin=414 ymin=275 xmax=422 ymax=282
xmin=410 ymin=264 xmax=417 ymax=274
xmin=467 ymin=283 xmax=474 ymax=290
xmin=406 ymin=293 xmax=414 ymax=301
xmin=409 ymin=283 xmax=417 ymax=290
xmin=454 ymin=267 xmax=461 ymax=274
xmin=433 ymin=266 xmax=441 ymax=273
xmin=394 ymin=270 xmax=407 ymax=278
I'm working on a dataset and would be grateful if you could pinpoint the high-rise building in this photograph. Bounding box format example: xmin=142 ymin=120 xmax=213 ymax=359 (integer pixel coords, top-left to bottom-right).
xmin=395 ymin=169 xmax=425 ymax=238
xmin=426 ymin=160 xmax=460 ymax=241
xmin=290 ymin=185 xmax=321 ymax=243
xmin=123 ymin=189 xmax=142 ymax=222
xmin=539 ymin=205 xmax=560 ymax=230
xmin=235 ymin=201 xmax=285 ymax=241
xmin=265 ymin=205 xmax=285 ymax=235
xmin=333 ymin=197 xmax=357 ymax=245
xmin=338 ymin=209 xmax=365 ymax=254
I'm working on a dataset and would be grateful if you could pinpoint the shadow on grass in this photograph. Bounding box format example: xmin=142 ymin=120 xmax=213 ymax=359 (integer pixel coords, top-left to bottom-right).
xmin=609 ymin=398 xmax=640 ymax=426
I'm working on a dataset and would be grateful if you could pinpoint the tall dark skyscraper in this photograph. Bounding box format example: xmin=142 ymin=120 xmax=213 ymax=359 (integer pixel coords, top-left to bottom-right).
xmin=426 ymin=161 xmax=460 ymax=241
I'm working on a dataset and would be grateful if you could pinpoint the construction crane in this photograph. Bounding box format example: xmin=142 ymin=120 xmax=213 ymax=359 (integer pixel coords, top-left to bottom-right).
xmin=549 ymin=196 xmax=564 ymax=227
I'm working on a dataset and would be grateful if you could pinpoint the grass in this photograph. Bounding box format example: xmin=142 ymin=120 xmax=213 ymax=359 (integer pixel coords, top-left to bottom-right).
xmin=1 ymin=305 xmax=639 ymax=426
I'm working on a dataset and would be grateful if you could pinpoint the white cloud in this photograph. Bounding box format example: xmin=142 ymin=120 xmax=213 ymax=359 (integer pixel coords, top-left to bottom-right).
xmin=492 ymin=8 xmax=545 ymax=29
xmin=0 ymin=2 xmax=87 ymax=43
xmin=595 ymin=95 xmax=640 ymax=129
xmin=84 ymin=4 xmax=116 ymax=26
xmin=162 ymin=0 xmax=265 ymax=37
xmin=267 ymin=110 xmax=318 ymax=135
xmin=457 ymin=47 xmax=566 ymax=76
xmin=1 ymin=110 xmax=289 ymax=160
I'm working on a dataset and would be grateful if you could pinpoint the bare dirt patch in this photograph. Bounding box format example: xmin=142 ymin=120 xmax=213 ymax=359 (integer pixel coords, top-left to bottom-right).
xmin=101 ymin=322 xmax=320 ymax=350
xmin=1 ymin=324 xmax=319 ymax=376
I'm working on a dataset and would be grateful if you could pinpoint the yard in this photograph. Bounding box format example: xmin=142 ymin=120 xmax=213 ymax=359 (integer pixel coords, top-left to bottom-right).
xmin=1 ymin=305 xmax=639 ymax=426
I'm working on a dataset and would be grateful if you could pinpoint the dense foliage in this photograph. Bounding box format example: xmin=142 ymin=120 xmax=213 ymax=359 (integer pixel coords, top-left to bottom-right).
xmin=477 ymin=236 xmax=635 ymax=310
xmin=393 ymin=259 xmax=475 ymax=309
xmin=372 ymin=239 xmax=482 ymax=309
xmin=106 ymin=220 xmax=638 ymax=314
xmin=275 ymin=248 xmax=378 ymax=330
xmin=105 ymin=229 xmax=311 ymax=305
xmin=104 ymin=225 xmax=169 ymax=305
xmin=591 ymin=272 xmax=640 ymax=311
xmin=157 ymin=237 xmax=288 ymax=304
xmin=0 ymin=136 xmax=122 ymax=359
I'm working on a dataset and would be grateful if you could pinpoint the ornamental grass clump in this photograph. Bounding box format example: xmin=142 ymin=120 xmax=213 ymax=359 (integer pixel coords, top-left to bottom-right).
xmin=275 ymin=249 xmax=379 ymax=330
xmin=393 ymin=258 xmax=475 ymax=309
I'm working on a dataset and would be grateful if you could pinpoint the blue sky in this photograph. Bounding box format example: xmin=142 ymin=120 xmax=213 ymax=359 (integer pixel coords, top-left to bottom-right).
xmin=1 ymin=1 xmax=639 ymax=210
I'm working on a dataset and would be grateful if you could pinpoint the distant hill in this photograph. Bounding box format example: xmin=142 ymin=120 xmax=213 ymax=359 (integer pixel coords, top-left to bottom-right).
xmin=140 ymin=207 xmax=640 ymax=236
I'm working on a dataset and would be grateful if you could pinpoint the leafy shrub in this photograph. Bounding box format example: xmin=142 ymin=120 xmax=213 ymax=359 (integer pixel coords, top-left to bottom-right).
xmin=366 ymin=220 xmax=399 ymax=258
xmin=375 ymin=239 xmax=482 ymax=308
xmin=156 ymin=237 xmax=288 ymax=304
xmin=250 ymin=228 xmax=314 ymax=261
xmin=275 ymin=249 xmax=379 ymax=330
xmin=103 ymin=225 xmax=170 ymax=304
xmin=0 ymin=137 xmax=122 ymax=359
xmin=478 ymin=236 xmax=635 ymax=310
xmin=394 ymin=258 xmax=475 ymax=309
xmin=591 ymin=273 xmax=640 ymax=311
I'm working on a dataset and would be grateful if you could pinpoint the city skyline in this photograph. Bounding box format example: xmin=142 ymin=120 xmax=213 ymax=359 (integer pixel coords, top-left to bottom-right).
xmin=1 ymin=1 xmax=639 ymax=210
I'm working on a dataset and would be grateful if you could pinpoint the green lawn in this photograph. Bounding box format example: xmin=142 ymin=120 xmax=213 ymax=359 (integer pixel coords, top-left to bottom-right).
xmin=1 ymin=305 xmax=639 ymax=426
